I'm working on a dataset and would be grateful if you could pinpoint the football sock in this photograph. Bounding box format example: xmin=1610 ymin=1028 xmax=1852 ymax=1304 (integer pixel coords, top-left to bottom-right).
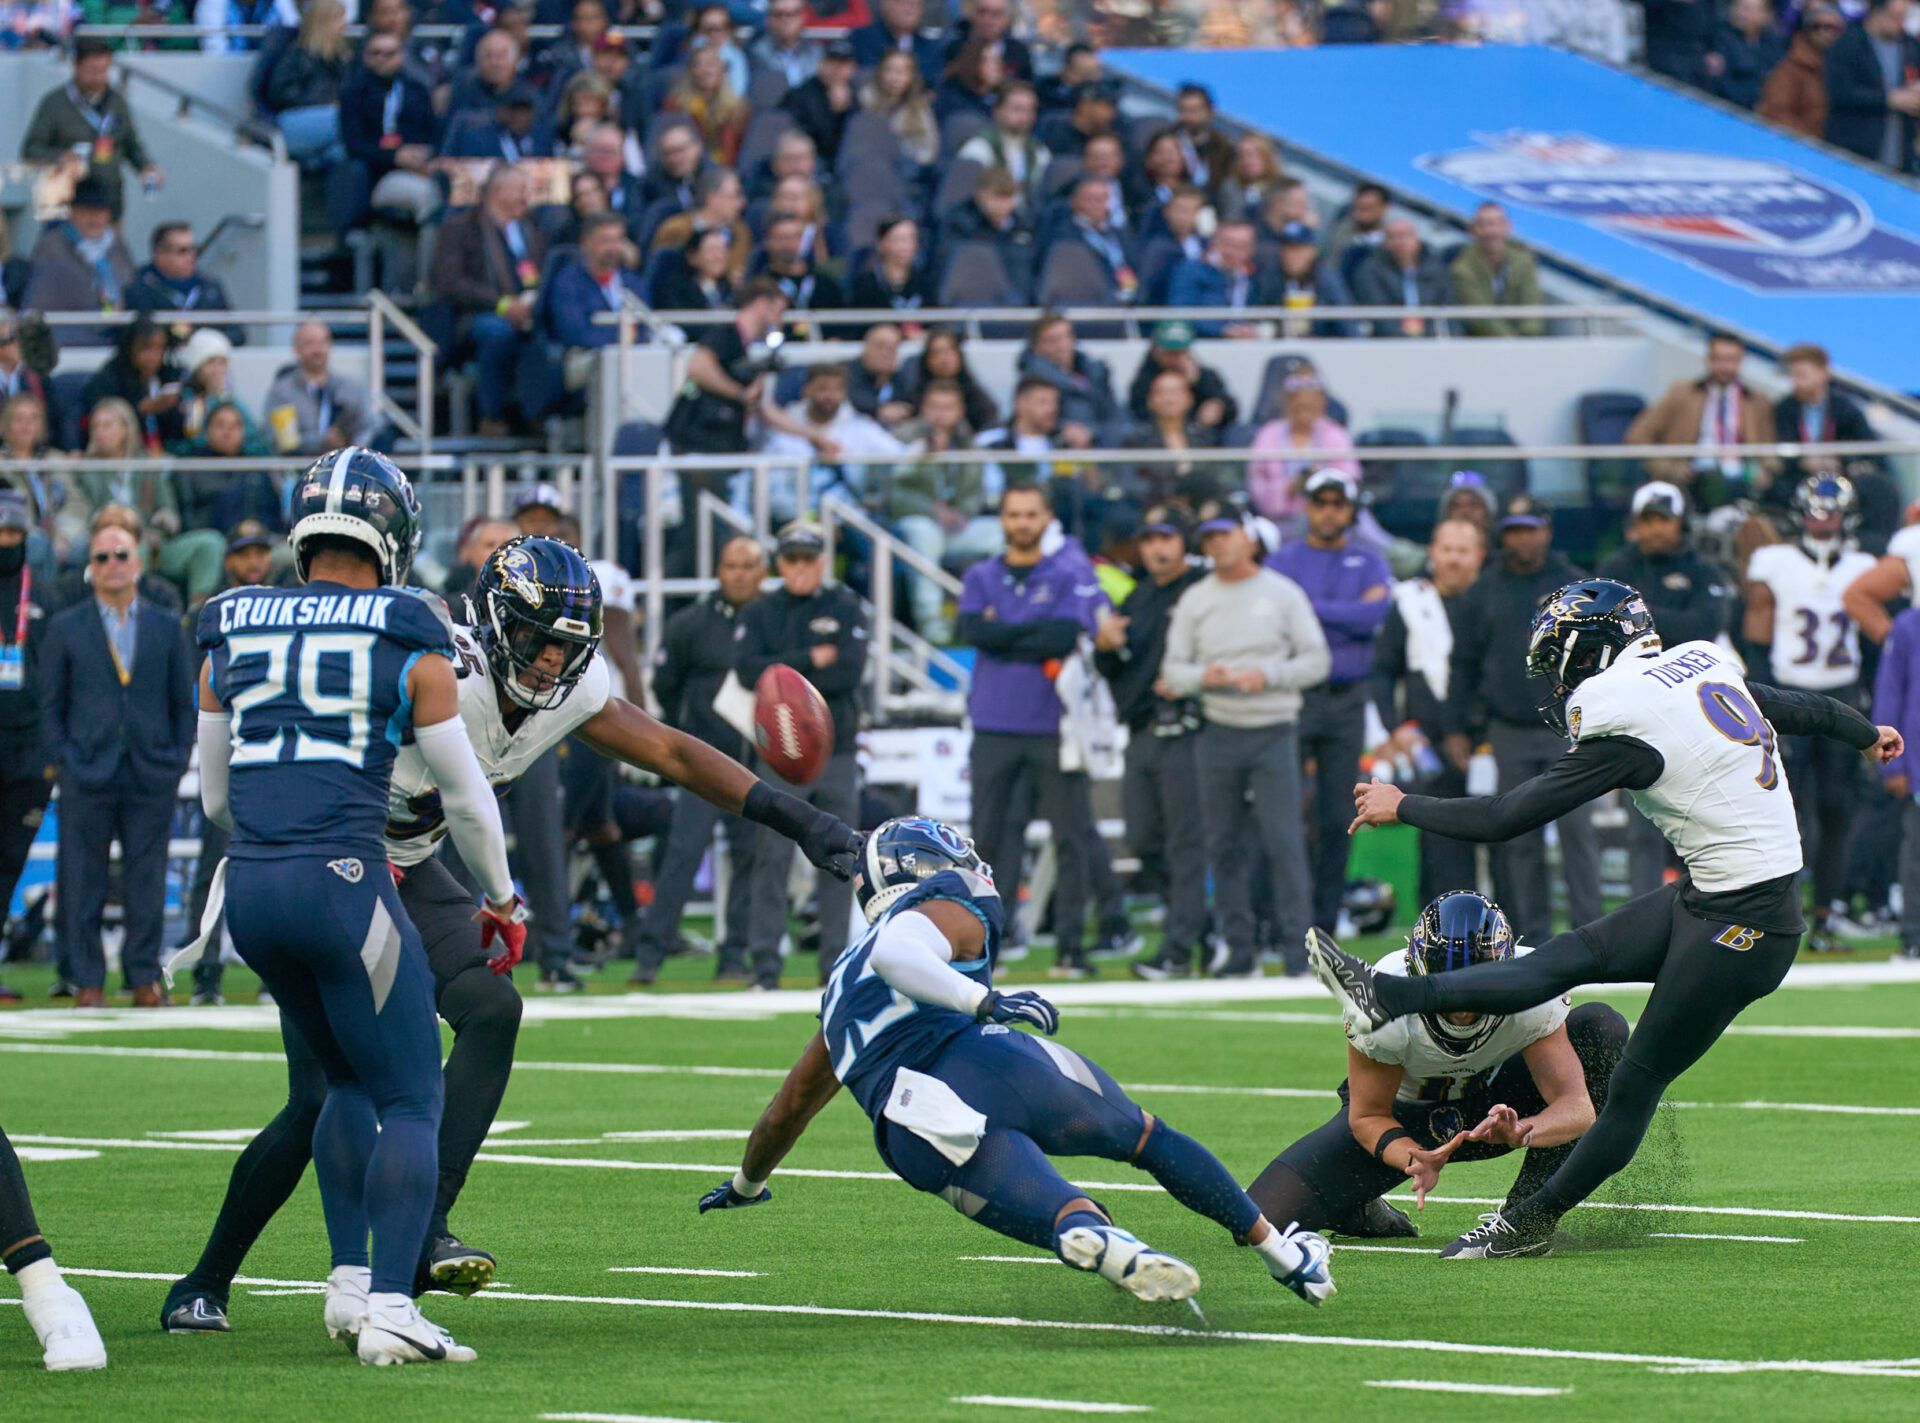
xmin=0 ymin=1129 xmax=52 ymax=1276
xmin=1535 ymin=1052 xmax=1669 ymax=1211
xmin=313 ymin=1085 xmax=377 ymax=1271
xmin=1051 ymin=1208 xmax=1111 ymax=1260
xmin=363 ymin=1111 xmax=440 ymax=1297
xmin=1133 ymin=1121 xmax=1263 ymax=1238
xmin=431 ymin=968 xmax=522 ymax=1238
xmin=14 ymin=1256 xmax=63 ymax=1302
xmin=180 ymin=1096 xmax=321 ymax=1293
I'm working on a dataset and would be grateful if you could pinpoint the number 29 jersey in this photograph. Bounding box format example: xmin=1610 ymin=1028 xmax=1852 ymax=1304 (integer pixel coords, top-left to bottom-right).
xmin=1746 ymin=543 xmax=1876 ymax=692
xmin=1565 ymin=639 xmax=1801 ymax=894
xmin=199 ymin=582 xmax=457 ymax=861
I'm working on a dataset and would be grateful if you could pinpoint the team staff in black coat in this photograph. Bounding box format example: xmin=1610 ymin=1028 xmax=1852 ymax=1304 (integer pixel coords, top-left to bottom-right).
xmin=1093 ymin=505 xmax=1208 ymax=981
xmin=1440 ymin=495 xmax=1597 ymax=946
xmin=41 ymin=521 xmax=194 ymax=1008
xmin=734 ymin=520 xmax=866 ymax=989
xmin=634 ymin=535 xmax=766 ymax=985
xmin=0 ymin=496 xmax=51 ymax=1003
xmin=1824 ymin=1 xmax=1920 ymax=171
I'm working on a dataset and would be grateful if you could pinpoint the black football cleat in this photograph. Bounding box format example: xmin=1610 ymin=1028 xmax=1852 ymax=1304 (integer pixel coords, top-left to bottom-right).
xmin=425 ymin=1236 xmax=496 ymax=1297
xmin=1439 ymin=1208 xmax=1557 ymax=1260
xmin=161 ymin=1289 xmax=232 ymax=1334
xmin=1336 ymin=1196 xmax=1419 ymax=1240
xmin=1305 ymin=927 xmax=1393 ymax=1031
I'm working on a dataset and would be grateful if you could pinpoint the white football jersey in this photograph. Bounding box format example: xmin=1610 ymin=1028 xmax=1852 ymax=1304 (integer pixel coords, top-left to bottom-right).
xmin=1746 ymin=542 xmax=1876 ymax=691
xmin=385 ymin=624 xmax=612 ymax=866
xmin=1345 ymin=949 xmax=1568 ymax=1103
xmin=1565 ymin=639 xmax=1802 ymax=892
xmin=1889 ymin=524 xmax=1920 ymax=598
xmin=589 ymin=559 xmax=638 ymax=702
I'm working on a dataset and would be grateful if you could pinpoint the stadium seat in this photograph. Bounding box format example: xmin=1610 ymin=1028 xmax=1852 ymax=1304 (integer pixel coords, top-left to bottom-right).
xmin=736 ymin=109 xmax=797 ymax=179
xmin=938 ymin=241 xmax=1024 ymax=307
xmin=1034 ymin=241 xmax=1120 ymax=307
xmin=49 ymin=370 xmax=90 ymax=452
xmin=1355 ymin=427 xmax=1442 ymax=541
xmin=931 ymin=159 xmax=986 ymax=223
xmin=939 ymin=110 xmax=991 ymax=158
xmin=747 ymin=67 xmax=791 ymax=110
xmin=1447 ymin=426 xmax=1528 ymax=499
xmin=1579 ymin=389 xmax=1650 ymax=529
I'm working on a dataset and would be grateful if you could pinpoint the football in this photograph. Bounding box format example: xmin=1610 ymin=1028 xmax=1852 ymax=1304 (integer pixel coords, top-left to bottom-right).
xmin=753 ymin=663 xmax=833 ymax=785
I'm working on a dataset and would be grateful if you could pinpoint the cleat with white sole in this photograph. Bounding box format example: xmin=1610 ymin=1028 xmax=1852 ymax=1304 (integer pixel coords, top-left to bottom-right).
xmin=1305 ymin=927 xmax=1393 ymax=1032
xmin=1440 ymin=1210 xmax=1556 ymax=1260
xmin=1260 ymin=1223 xmax=1337 ymax=1307
xmin=356 ymin=1296 xmax=477 ymax=1366
xmin=323 ymin=1265 xmax=370 ymax=1345
xmin=25 ymin=1283 xmax=108 ymax=1371
xmin=1057 ymin=1224 xmax=1201 ymax=1304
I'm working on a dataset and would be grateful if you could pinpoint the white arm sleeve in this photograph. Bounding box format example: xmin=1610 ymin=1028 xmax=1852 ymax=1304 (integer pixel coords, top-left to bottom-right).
xmin=198 ymin=710 xmax=233 ymax=832
xmin=868 ymin=909 xmax=991 ymax=1017
xmin=413 ymin=715 xmax=516 ymax=906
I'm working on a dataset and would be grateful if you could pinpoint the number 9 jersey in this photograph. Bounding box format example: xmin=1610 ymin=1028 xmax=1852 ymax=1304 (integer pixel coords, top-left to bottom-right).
xmin=198 ymin=582 xmax=458 ymax=861
xmin=1564 ymin=639 xmax=1802 ymax=893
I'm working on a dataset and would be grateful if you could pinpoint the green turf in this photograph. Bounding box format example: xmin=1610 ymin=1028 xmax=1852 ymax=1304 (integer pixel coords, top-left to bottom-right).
xmin=3 ymin=946 xmax=1918 ymax=1421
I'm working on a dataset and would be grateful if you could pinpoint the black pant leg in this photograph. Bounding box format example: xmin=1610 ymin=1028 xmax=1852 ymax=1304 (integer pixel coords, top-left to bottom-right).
xmin=54 ymin=782 xmax=115 ymax=991
xmin=1303 ymin=685 xmax=1366 ymax=931
xmin=968 ymin=734 xmax=1029 ymax=921
xmin=1248 ymin=1100 xmax=1409 ymax=1233
xmin=1488 ymin=724 xmax=1552 ymax=944
xmin=504 ymin=748 xmax=571 ymax=975
xmin=116 ymin=786 xmax=176 ymax=990
xmin=1414 ymin=764 xmax=1478 ymax=906
xmin=638 ymin=789 xmax=724 ymax=970
xmin=1157 ymin=735 xmax=1210 ymax=957
xmin=1031 ymin=747 xmax=1096 ymax=962
xmin=0 ymin=1125 xmax=51 ymax=1274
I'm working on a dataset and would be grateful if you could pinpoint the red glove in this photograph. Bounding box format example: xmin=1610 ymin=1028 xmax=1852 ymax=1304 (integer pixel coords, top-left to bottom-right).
xmin=476 ymin=895 xmax=529 ymax=976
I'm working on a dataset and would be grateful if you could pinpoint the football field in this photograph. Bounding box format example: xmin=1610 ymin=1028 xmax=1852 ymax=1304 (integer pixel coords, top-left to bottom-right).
xmin=4 ymin=948 xmax=1919 ymax=1422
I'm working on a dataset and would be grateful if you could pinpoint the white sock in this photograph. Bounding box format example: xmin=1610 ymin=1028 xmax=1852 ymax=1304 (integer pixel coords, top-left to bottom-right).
xmin=366 ymin=1290 xmax=412 ymax=1316
xmin=15 ymin=1257 xmax=64 ymax=1304
xmin=1250 ymin=1224 xmax=1296 ymax=1273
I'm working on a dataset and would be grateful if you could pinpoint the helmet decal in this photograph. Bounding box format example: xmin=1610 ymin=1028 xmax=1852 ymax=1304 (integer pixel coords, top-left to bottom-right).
xmin=497 ymin=545 xmax=544 ymax=608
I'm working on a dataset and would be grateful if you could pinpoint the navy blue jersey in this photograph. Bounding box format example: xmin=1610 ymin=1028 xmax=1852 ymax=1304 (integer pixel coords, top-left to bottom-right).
xmin=820 ymin=868 xmax=1004 ymax=1118
xmin=199 ymin=582 xmax=455 ymax=860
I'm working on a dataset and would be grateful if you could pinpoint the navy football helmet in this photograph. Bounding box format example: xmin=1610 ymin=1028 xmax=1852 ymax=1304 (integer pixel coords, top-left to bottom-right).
xmin=1790 ymin=473 xmax=1859 ymax=544
xmin=1407 ymin=890 xmax=1516 ymax=1057
xmin=857 ymin=817 xmax=991 ymax=923
xmin=1525 ymin=578 xmax=1658 ymax=733
xmin=472 ymin=535 xmax=603 ymax=711
xmin=289 ymin=446 xmax=423 ymax=586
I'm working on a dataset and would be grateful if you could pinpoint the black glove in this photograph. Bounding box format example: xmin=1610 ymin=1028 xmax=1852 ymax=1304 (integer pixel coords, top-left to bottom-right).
xmin=697 ymin=1178 xmax=772 ymax=1213
xmin=975 ymin=989 xmax=1060 ymax=1035
xmin=802 ymin=814 xmax=863 ymax=881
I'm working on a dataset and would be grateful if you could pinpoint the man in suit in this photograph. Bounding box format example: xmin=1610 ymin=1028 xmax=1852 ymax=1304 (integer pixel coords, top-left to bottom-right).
xmin=1624 ymin=331 xmax=1780 ymax=507
xmin=1824 ymin=0 xmax=1920 ymax=170
xmin=1166 ymin=221 xmax=1281 ymax=337
xmin=125 ymin=224 xmax=243 ymax=346
xmin=1351 ymin=219 xmax=1456 ymax=337
xmin=338 ymin=30 xmax=442 ymax=225
xmin=545 ymin=213 xmax=648 ymax=390
xmin=42 ymin=522 xmax=194 ymax=1007
xmin=854 ymin=0 xmax=943 ymax=84
xmin=1770 ymin=342 xmax=1897 ymax=547
xmin=942 ymin=0 xmax=1034 ymax=79
xmin=429 ymin=164 xmax=554 ymax=435
xmin=438 ymin=83 xmax=556 ymax=163
xmin=1046 ymin=176 xmax=1138 ymax=303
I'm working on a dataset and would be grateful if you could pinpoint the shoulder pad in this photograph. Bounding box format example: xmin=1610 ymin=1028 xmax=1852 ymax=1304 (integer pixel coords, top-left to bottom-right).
xmin=1745 ymin=544 xmax=1787 ymax=582
xmin=195 ymin=589 xmax=240 ymax=650
xmin=386 ymin=587 xmax=458 ymax=655
xmin=900 ymin=868 xmax=1005 ymax=940
xmin=1346 ymin=1015 xmax=1411 ymax=1064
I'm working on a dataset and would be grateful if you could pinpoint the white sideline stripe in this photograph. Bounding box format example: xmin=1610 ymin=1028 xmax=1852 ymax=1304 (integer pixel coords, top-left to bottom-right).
xmin=1650 ymin=1233 xmax=1804 ymax=1244
xmin=14 ymin=1147 xmax=99 ymax=1162
xmin=604 ymin=1130 xmax=753 ymax=1141
xmin=488 ymin=1120 xmax=533 ymax=1134
xmin=607 ymin=1267 xmax=765 ymax=1278
xmin=953 ymin=1396 xmax=1150 ymax=1413
xmin=1366 ymin=1380 xmax=1570 ymax=1398
xmin=961 ymin=1255 xmax=1063 ymax=1265
xmin=148 ymin=1128 xmax=262 ymax=1141
xmin=59 ymin=1266 xmax=1920 ymax=1379
xmin=1386 ymin=1193 xmax=1920 ymax=1225
xmin=542 ymin=1413 xmax=737 ymax=1423
xmin=1330 ymin=1244 xmax=1433 ymax=1254
xmin=247 ymin=1288 xmax=324 ymax=1297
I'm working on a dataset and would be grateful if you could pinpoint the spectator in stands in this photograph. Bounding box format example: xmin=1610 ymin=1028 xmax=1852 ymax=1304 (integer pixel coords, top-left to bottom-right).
xmin=43 ymin=518 xmax=193 ymax=1008
xmin=934 ymin=37 xmax=1006 ymax=127
xmin=1123 ymin=367 xmax=1222 ymax=510
xmin=654 ymin=225 xmax=736 ymax=310
xmin=175 ymin=401 xmax=283 ymax=551
xmin=761 ymin=362 xmax=903 ymax=518
xmin=172 ymin=328 xmax=241 ymax=447
xmin=1443 ymin=493 xmax=1598 ymax=945
xmin=64 ymin=398 xmax=218 ymax=605
xmin=0 ymin=394 xmax=55 ymax=547
xmin=1135 ymin=185 xmax=1207 ymax=304
xmin=1825 ymin=0 xmax=1920 ymax=171
xmin=859 ymin=47 xmax=939 ymax=170
xmin=978 ymin=376 xmax=1066 ymax=489
xmin=686 ymin=3 xmax=751 ymax=97
xmin=1039 ymin=77 xmax=1119 ymax=159
xmin=268 ymin=0 xmax=350 ymax=167
xmin=847 ymin=321 xmax=910 ymax=425
xmin=1259 ymin=177 xmax=1321 ymax=246
xmin=532 ymin=0 xmax=609 ymax=90
xmin=636 ymin=532 xmax=764 ymax=983
xmin=430 ymin=165 xmax=551 ymax=437
xmin=19 ymin=37 xmax=161 ymax=222
xmin=22 ymin=177 xmax=133 ymax=344
xmin=0 ymin=314 xmax=51 ymax=424
xmin=547 ymin=212 xmax=648 ymax=384
xmin=589 ymin=32 xmax=646 ymax=132
xmin=892 ymin=377 xmax=999 ymax=640
xmin=1642 ymin=0 xmax=1719 ymax=89
xmin=1269 ymin=469 xmax=1391 ymax=936
xmin=1047 ymin=176 xmax=1138 ymax=304
xmin=898 ymin=325 xmax=999 ymax=434
xmin=650 ymin=168 xmax=753 ymax=279
xmin=127 ymin=223 xmax=241 ymax=346
xmin=1709 ymin=0 xmax=1787 ymax=109
xmin=1352 ymin=218 xmax=1455 ymax=337
xmin=737 ymin=518 xmax=865 ymax=988
xmin=1126 ymin=320 xmax=1236 ymax=433
xmin=781 ymin=37 xmax=857 ymax=165
xmin=587 ymin=122 xmax=652 ymax=232
xmin=1168 ymin=220 xmax=1279 ymax=338
xmin=446 ymin=82 xmax=557 ymax=161
xmin=938 ymin=166 xmax=1035 ymax=297
xmin=751 ymin=0 xmax=822 ymax=92
xmin=1271 ymin=222 xmax=1354 ymax=339
xmin=1449 ymin=202 xmax=1544 ymax=337
xmin=1168 ymin=84 xmax=1233 ymax=199
xmin=1073 ymin=133 xmax=1139 ymax=238
xmin=855 ymin=0 xmax=942 ymax=84
xmin=1759 ymin=3 xmax=1842 ymax=139
xmin=80 ymin=316 xmax=181 ymax=452
xmin=0 ymin=490 xmax=49 ymax=1003
xmin=666 ymin=41 xmax=751 ymax=168
xmin=1771 ymin=342 xmax=1892 ymax=531
xmin=847 ymin=213 xmax=933 ymax=314
xmin=1248 ymin=371 xmax=1359 ymax=522
xmin=1161 ymin=502 xmax=1327 ymax=977
xmin=447 ymin=28 xmax=525 ymax=120
xmin=959 ymin=481 xmax=1105 ymax=974
xmin=957 ymin=80 xmax=1050 ymax=214
xmin=1324 ymin=181 xmax=1389 ymax=287
xmin=1218 ymin=133 xmax=1287 ymax=223
xmin=339 ymin=31 xmax=441 ymax=225
xmin=1038 ymin=41 xmax=1104 ymax=112
xmin=749 ymin=129 xmax=818 ymax=204
xmin=1015 ymin=312 xmax=1117 ymax=443
xmin=263 ymin=319 xmax=377 ymax=457
xmin=1626 ymin=331 xmax=1779 ymax=503
xmin=0 ymin=212 xmax=27 ymax=310
xmin=755 ymin=211 xmax=844 ymax=327
xmin=944 ymin=0 xmax=1032 ymax=78
xmin=441 ymin=515 xmax=517 ymax=603
xmin=1131 ymin=128 xmax=1190 ymax=229
xmin=1438 ymin=467 xmax=1497 ymax=534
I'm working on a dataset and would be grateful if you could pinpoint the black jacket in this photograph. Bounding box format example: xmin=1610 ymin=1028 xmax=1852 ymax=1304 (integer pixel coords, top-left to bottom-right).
xmin=781 ymin=76 xmax=853 ymax=164
xmin=1597 ymin=543 xmax=1730 ymax=651
xmin=1124 ymin=356 xmax=1238 ymax=428
xmin=339 ymin=67 xmax=439 ymax=176
xmin=40 ymin=598 xmax=194 ymax=793
xmin=1443 ymin=550 xmax=1586 ymax=738
xmin=1094 ymin=565 xmax=1204 ymax=730
xmin=125 ymin=265 xmax=244 ymax=346
xmin=735 ymin=583 xmax=867 ymax=753
xmin=1772 ymin=389 xmax=1878 ymax=493
xmin=1369 ymin=585 xmax=1470 ymax=736
xmin=653 ymin=589 xmax=755 ymax=756
xmin=1825 ymin=23 xmax=1920 ymax=168
xmin=0 ymin=567 xmax=51 ymax=742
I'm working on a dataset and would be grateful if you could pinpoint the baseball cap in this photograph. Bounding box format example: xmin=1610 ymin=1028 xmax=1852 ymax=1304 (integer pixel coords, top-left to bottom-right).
xmin=823 ymin=38 xmax=855 ymax=61
xmin=1135 ymin=503 xmax=1191 ymax=540
xmin=1152 ymin=320 xmax=1195 ymax=352
xmin=1193 ymin=500 xmax=1273 ymax=555
xmin=0 ymin=491 xmax=29 ymax=533
xmin=227 ymin=518 xmax=272 ymax=553
xmin=496 ymin=82 xmax=538 ymax=108
xmin=776 ymin=518 xmax=827 ymax=558
xmin=1499 ymin=494 xmax=1553 ymax=530
xmin=70 ymin=175 xmax=112 ymax=210
xmin=1278 ymin=221 xmax=1316 ymax=246
xmin=1074 ymin=80 xmax=1119 ymax=106
xmin=513 ymin=482 xmax=566 ymax=514
xmin=1631 ymin=481 xmax=1686 ymax=520
xmin=1304 ymin=468 xmax=1358 ymax=504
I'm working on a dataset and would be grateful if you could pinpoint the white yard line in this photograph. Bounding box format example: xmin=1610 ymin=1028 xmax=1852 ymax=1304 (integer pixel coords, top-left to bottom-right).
xmin=147 ymin=1129 xmax=264 ymax=1141
xmin=541 ymin=1413 xmax=738 ymax=1423
xmin=1366 ymin=1380 xmax=1571 ymax=1398
xmin=952 ymin=1396 xmax=1151 ymax=1413
xmin=1387 ymin=1193 xmax=1920 ymax=1225
xmin=1330 ymin=1244 xmax=1434 ymax=1254
xmin=607 ymin=1268 xmax=765 ymax=1278
xmin=1648 ymin=1232 xmax=1804 ymax=1244
xmin=960 ymin=1255 xmax=1063 ymax=1265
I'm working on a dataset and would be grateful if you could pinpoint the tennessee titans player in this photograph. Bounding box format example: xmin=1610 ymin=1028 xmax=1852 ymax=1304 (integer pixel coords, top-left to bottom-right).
xmin=194 ymin=448 xmax=524 ymax=1365
xmin=697 ymin=818 xmax=1336 ymax=1308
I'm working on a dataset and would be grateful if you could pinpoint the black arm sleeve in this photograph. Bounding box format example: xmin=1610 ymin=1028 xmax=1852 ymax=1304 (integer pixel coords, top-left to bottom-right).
xmin=1749 ymin=682 xmax=1879 ymax=750
xmin=957 ymin=613 xmax=1082 ymax=662
xmin=1397 ymin=736 xmax=1664 ymax=844
xmin=1369 ymin=605 xmax=1408 ymax=724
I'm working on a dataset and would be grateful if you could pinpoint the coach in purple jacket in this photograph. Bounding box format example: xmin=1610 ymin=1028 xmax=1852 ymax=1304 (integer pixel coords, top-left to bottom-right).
xmin=1266 ymin=469 xmax=1392 ymax=934
xmin=958 ymin=481 xmax=1109 ymax=976
xmin=1873 ymin=605 xmax=1920 ymax=959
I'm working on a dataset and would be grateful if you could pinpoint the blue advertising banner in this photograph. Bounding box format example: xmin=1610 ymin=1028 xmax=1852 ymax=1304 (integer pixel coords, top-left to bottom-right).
xmin=1109 ymin=45 xmax=1920 ymax=391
